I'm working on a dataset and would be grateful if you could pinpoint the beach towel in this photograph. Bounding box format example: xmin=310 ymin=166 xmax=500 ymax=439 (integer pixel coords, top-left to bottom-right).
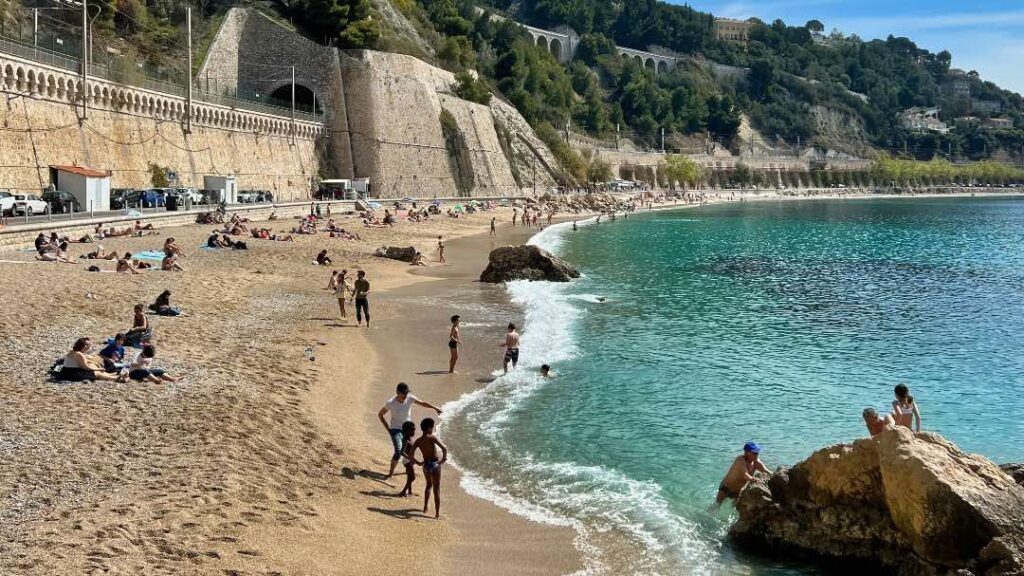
xmin=134 ymin=250 xmax=166 ymax=261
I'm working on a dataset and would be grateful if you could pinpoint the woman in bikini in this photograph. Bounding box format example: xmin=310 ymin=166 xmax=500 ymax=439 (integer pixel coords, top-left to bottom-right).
xmin=891 ymin=384 xmax=922 ymax=432
xmin=448 ymin=315 xmax=462 ymax=374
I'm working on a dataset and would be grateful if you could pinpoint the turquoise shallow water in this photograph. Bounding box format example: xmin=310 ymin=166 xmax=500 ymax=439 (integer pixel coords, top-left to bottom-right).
xmin=445 ymin=198 xmax=1024 ymax=575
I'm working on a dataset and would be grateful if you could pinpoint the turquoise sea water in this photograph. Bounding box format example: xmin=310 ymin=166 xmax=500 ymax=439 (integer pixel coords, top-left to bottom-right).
xmin=445 ymin=198 xmax=1024 ymax=575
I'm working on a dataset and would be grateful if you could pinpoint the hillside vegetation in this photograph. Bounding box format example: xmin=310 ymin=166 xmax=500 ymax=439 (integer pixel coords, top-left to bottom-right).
xmin=9 ymin=0 xmax=1024 ymax=173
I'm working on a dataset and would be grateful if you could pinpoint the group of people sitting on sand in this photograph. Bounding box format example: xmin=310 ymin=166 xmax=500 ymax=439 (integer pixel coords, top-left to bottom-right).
xmin=56 ymin=293 xmax=181 ymax=383
xmin=207 ymin=232 xmax=248 ymax=250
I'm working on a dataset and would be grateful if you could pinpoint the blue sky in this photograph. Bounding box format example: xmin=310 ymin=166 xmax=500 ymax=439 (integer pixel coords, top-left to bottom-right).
xmin=678 ymin=0 xmax=1024 ymax=95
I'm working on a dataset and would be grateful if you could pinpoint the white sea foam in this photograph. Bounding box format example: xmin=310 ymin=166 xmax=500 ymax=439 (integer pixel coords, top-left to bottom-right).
xmin=442 ymin=218 xmax=719 ymax=575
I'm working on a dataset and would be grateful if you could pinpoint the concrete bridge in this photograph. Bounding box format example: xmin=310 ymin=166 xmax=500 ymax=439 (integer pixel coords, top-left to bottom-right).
xmin=520 ymin=23 xmax=677 ymax=73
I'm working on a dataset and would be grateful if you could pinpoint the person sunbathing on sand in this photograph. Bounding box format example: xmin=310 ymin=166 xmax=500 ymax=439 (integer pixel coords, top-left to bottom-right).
xmin=163 ymin=237 xmax=185 ymax=258
xmin=116 ymin=253 xmax=142 ymax=274
xmin=713 ymin=442 xmax=768 ymax=508
xmin=410 ymin=252 xmax=427 ymax=266
xmin=207 ymin=232 xmax=228 ymax=248
xmin=133 ymin=220 xmax=155 ymax=232
xmin=268 ymin=211 xmax=278 ymax=220
xmin=63 ymin=338 xmax=126 ymax=382
xmin=82 ymin=245 xmax=118 ymax=260
xmin=162 ymin=254 xmax=184 ymax=272
xmin=36 ymin=241 xmax=75 ymax=263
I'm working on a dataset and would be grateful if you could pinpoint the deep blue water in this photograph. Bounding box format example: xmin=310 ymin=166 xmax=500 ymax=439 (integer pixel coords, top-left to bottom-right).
xmin=445 ymin=198 xmax=1024 ymax=575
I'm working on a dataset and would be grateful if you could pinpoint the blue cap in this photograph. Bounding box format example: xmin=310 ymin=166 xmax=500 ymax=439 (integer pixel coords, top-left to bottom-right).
xmin=743 ymin=441 xmax=761 ymax=454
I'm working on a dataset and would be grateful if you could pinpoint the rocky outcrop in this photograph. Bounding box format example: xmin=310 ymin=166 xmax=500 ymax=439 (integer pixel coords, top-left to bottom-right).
xmin=731 ymin=427 xmax=1024 ymax=576
xmin=480 ymin=245 xmax=579 ymax=283
xmin=1001 ymin=464 xmax=1024 ymax=487
xmin=374 ymin=246 xmax=418 ymax=262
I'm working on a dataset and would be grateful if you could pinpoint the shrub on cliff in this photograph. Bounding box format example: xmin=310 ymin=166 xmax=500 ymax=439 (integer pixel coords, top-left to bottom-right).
xmin=453 ymin=71 xmax=492 ymax=105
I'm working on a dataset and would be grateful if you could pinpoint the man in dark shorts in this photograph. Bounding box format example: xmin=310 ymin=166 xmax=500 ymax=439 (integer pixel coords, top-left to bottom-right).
xmin=713 ymin=441 xmax=769 ymax=508
xmin=499 ymin=323 xmax=520 ymax=374
xmin=353 ymin=270 xmax=370 ymax=327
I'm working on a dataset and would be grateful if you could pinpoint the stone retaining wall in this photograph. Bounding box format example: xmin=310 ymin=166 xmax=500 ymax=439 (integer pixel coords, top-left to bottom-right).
xmin=0 ymin=51 xmax=324 ymax=197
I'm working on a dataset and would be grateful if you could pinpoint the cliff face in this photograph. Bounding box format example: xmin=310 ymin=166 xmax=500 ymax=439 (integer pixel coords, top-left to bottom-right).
xmin=338 ymin=50 xmax=558 ymax=198
xmin=731 ymin=427 xmax=1024 ymax=576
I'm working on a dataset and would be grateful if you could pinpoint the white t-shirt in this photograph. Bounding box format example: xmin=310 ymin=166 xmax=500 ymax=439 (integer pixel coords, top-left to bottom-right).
xmin=384 ymin=394 xmax=419 ymax=429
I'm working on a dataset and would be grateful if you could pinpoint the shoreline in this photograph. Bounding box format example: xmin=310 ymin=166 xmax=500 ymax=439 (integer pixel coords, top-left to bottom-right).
xmin=2 ymin=190 xmax=1021 ymax=575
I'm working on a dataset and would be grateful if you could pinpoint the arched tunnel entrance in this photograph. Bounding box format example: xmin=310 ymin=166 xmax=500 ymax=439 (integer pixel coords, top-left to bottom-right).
xmin=267 ymin=83 xmax=323 ymax=115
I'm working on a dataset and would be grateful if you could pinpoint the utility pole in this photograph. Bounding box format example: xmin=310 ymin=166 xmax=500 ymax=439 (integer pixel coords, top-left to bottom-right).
xmin=33 ymin=9 xmax=38 ymax=48
xmin=291 ymin=65 xmax=296 ymax=141
xmin=81 ymin=0 xmax=88 ymax=119
xmin=185 ymin=6 xmax=192 ymax=133
xmin=660 ymin=127 xmax=665 ymax=153
xmin=615 ymin=123 xmax=620 ymax=150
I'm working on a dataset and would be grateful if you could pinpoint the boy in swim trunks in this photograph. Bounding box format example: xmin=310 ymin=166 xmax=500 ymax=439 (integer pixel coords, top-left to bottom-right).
xmin=500 ymin=323 xmax=520 ymax=374
xmin=713 ymin=442 xmax=769 ymax=508
xmin=412 ymin=417 xmax=448 ymax=519
xmin=399 ymin=421 xmax=417 ymax=497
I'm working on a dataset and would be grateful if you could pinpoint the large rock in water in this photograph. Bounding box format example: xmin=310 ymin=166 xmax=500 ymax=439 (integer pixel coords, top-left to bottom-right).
xmin=731 ymin=427 xmax=1024 ymax=575
xmin=480 ymin=245 xmax=580 ymax=283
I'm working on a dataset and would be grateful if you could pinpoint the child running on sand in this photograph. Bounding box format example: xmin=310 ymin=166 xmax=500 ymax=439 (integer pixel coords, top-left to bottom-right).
xmin=399 ymin=421 xmax=417 ymax=497
xmin=412 ymin=417 xmax=448 ymax=518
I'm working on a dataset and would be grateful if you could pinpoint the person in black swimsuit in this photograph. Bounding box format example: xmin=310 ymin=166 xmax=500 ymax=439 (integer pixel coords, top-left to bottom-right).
xmin=448 ymin=315 xmax=462 ymax=374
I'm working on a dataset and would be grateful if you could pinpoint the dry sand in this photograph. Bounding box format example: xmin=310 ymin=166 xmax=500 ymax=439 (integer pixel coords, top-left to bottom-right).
xmin=0 ymin=206 xmax=582 ymax=575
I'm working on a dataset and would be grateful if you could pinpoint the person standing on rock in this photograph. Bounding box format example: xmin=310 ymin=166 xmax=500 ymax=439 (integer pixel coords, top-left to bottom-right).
xmin=499 ymin=323 xmax=520 ymax=374
xmin=713 ymin=441 xmax=769 ymax=508
xmin=378 ymin=382 xmax=442 ymax=478
xmin=863 ymin=407 xmax=895 ymax=437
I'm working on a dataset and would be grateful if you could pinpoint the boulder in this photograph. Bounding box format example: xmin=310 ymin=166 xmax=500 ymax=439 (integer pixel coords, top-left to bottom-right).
xmin=480 ymin=245 xmax=580 ymax=283
xmin=731 ymin=427 xmax=1024 ymax=575
xmin=374 ymin=246 xmax=418 ymax=263
xmin=1001 ymin=464 xmax=1024 ymax=487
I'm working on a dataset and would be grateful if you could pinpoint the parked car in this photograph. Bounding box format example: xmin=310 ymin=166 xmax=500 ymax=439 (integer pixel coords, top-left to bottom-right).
xmin=174 ymin=188 xmax=203 ymax=204
xmin=254 ymin=190 xmax=274 ymax=203
xmin=12 ymin=193 xmax=49 ymax=216
xmin=236 ymin=190 xmax=256 ymax=203
xmin=110 ymin=188 xmax=142 ymax=210
xmin=0 ymin=190 xmax=14 ymax=216
xmin=42 ymin=189 xmax=81 ymax=213
xmin=141 ymin=189 xmax=166 ymax=208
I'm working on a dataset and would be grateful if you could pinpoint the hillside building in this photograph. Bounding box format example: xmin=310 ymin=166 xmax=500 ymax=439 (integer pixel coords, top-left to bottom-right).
xmin=715 ymin=18 xmax=755 ymax=43
xmin=899 ymin=107 xmax=949 ymax=134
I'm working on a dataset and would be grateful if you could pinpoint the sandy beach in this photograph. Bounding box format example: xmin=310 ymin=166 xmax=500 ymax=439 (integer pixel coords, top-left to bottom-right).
xmin=0 ymin=205 xmax=583 ymax=575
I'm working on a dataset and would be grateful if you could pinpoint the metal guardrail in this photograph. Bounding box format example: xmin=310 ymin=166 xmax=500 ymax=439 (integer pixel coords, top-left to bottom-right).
xmin=0 ymin=34 xmax=323 ymax=124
